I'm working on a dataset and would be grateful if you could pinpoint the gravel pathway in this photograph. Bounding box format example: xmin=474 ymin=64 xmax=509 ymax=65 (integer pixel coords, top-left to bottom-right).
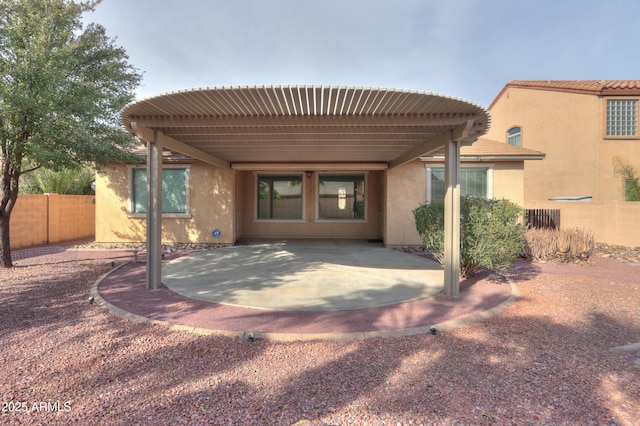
xmin=1 ymin=250 xmax=639 ymax=425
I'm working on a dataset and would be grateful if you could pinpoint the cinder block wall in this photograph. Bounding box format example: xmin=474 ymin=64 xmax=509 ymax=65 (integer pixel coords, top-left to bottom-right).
xmin=527 ymin=201 xmax=640 ymax=247
xmin=10 ymin=194 xmax=49 ymax=248
xmin=47 ymin=194 xmax=95 ymax=244
xmin=10 ymin=194 xmax=95 ymax=249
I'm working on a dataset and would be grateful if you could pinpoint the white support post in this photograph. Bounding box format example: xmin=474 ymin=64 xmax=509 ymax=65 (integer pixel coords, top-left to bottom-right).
xmin=443 ymin=130 xmax=461 ymax=298
xmin=146 ymin=132 xmax=163 ymax=289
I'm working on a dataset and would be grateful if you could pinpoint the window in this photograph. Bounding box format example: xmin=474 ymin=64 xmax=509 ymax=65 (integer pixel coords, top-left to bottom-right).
xmin=427 ymin=167 xmax=492 ymax=202
xmin=318 ymin=174 xmax=365 ymax=220
xmin=606 ymin=99 xmax=638 ymax=137
xmin=507 ymin=127 xmax=522 ymax=146
xmin=257 ymin=174 xmax=303 ymax=220
xmin=131 ymin=167 xmax=189 ymax=216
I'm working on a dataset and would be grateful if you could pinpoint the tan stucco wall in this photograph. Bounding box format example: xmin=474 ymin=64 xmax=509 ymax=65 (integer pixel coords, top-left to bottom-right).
xmin=493 ymin=161 xmax=525 ymax=206
xmin=384 ymin=159 xmax=527 ymax=247
xmin=487 ymin=88 xmax=640 ymax=202
xmin=11 ymin=194 xmax=95 ymax=249
xmin=237 ymin=170 xmax=384 ymax=240
xmin=95 ymin=162 xmax=235 ymax=244
xmin=384 ymin=161 xmax=425 ymax=247
xmin=96 ymin=158 xmax=527 ymax=247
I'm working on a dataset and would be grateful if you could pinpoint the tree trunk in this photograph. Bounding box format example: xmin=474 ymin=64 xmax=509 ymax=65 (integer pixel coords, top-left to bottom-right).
xmin=0 ymin=212 xmax=11 ymax=267
xmin=1 ymin=155 xmax=20 ymax=268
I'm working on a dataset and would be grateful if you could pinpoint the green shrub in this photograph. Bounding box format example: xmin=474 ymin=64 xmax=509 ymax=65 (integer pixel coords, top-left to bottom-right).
xmin=523 ymin=227 xmax=594 ymax=262
xmin=19 ymin=165 xmax=95 ymax=195
xmin=613 ymin=156 xmax=640 ymax=201
xmin=413 ymin=201 xmax=446 ymax=264
xmin=413 ymin=197 xmax=527 ymax=277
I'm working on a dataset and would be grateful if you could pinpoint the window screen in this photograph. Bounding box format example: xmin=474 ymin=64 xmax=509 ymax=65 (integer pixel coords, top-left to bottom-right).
xmin=132 ymin=168 xmax=188 ymax=214
xmin=430 ymin=168 xmax=487 ymax=202
xmin=318 ymin=174 xmax=365 ymax=219
xmin=257 ymin=175 xmax=303 ymax=219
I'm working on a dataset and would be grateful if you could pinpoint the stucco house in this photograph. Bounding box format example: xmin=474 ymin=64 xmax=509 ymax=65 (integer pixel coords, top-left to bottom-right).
xmin=95 ymin=85 xmax=544 ymax=291
xmin=484 ymin=80 xmax=640 ymax=246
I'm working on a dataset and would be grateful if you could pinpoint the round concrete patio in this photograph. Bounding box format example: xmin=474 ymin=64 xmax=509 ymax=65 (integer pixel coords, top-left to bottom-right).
xmin=94 ymin=240 xmax=515 ymax=340
xmin=162 ymin=240 xmax=444 ymax=311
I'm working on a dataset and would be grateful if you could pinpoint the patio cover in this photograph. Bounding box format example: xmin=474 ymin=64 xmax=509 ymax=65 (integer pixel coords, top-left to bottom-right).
xmin=120 ymin=85 xmax=491 ymax=297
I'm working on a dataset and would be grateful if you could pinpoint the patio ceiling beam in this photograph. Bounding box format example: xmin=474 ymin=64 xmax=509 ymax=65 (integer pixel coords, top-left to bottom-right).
xmin=231 ymin=162 xmax=388 ymax=171
xmin=130 ymin=122 xmax=230 ymax=168
xmin=388 ymin=133 xmax=448 ymax=169
xmin=129 ymin=113 xmax=482 ymax=129
xmin=162 ymin=126 xmax=441 ymax=136
xmin=387 ymin=120 xmax=482 ymax=169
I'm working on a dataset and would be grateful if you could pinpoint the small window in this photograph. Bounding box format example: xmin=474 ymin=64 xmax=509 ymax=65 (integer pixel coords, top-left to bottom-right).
xmin=428 ymin=167 xmax=492 ymax=202
xmin=507 ymin=127 xmax=521 ymax=147
xmin=606 ymin=99 xmax=638 ymax=137
xmin=318 ymin=174 xmax=365 ymax=220
xmin=131 ymin=167 xmax=189 ymax=215
xmin=257 ymin=174 xmax=303 ymax=220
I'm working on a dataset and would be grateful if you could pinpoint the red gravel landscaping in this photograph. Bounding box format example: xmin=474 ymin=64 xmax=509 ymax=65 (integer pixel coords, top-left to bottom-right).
xmin=1 ymin=248 xmax=639 ymax=425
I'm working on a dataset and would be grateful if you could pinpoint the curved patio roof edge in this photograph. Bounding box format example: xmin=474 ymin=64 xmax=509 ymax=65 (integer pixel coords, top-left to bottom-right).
xmin=120 ymin=85 xmax=491 ymax=165
xmin=128 ymin=84 xmax=488 ymax=110
xmin=122 ymin=84 xmax=490 ymax=126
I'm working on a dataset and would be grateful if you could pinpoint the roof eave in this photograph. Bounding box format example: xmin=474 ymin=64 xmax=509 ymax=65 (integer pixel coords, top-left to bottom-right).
xmin=490 ymin=80 xmax=640 ymax=109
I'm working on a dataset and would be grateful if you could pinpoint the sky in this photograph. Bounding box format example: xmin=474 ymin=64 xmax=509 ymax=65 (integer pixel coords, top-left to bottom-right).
xmin=84 ymin=0 xmax=640 ymax=107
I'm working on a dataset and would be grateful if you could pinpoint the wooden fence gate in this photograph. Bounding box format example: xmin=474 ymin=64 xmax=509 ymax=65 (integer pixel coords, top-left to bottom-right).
xmin=525 ymin=208 xmax=560 ymax=229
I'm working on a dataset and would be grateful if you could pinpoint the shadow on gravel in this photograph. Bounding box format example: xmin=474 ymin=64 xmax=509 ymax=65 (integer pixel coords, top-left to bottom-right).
xmin=2 ymin=256 xmax=638 ymax=424
xmin=0 ymin=260 xmax=115 ymax=339
xmin=107 ymin=311 xmax=639 ymax=425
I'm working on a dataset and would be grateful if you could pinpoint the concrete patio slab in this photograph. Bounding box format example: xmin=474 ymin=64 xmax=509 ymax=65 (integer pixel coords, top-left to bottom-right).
xmin=162 ymin=240 xmax=444 ymax=311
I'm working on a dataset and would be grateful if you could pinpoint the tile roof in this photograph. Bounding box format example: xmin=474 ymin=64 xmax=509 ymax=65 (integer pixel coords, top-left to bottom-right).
xmin=421 ymin=138 xmax=545 ymax=161
xmin=489 ymin=80 xmax=640 ymax=109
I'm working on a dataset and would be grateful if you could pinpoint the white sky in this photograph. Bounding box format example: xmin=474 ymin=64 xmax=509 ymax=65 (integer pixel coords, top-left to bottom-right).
xmin=85 ymin=0 xmax=640 ymax=107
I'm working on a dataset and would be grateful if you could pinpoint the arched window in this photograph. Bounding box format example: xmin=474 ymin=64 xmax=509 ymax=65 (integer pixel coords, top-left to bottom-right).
xmin=507 ymin=127 xmax=521 ymax=146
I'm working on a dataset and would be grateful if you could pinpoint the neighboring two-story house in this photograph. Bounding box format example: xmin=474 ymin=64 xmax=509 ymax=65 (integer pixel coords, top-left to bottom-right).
xmin=485 ymin=80 xmax=640 ymax=246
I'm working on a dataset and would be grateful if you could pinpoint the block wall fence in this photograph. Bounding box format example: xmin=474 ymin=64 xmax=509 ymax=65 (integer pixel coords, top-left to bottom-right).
xmin=526 ymin=201 xmax=640 ymax=247
xmin=10 ymin=194 xmax=95 ymax=249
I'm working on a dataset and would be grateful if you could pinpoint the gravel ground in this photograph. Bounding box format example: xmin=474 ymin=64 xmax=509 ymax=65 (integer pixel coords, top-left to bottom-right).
xmin=1 ymin=252 xmax=639 ymax=425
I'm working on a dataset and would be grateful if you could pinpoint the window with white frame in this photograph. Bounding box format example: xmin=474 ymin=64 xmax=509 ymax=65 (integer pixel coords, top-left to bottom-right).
xmin=606 ymin=99 xmax=638 ymax=137
xmin=318 ymin=174 xmax=366 ymax=220
xmin=257 ymin=174 xmax=303 ymax=220
xmin=426 ymin=166 xmax=493 ymax=203
xmin=131 ymin=166 xmax=189 ymax=216
xmin=507 ymin=127 xmax=522 ymax=146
